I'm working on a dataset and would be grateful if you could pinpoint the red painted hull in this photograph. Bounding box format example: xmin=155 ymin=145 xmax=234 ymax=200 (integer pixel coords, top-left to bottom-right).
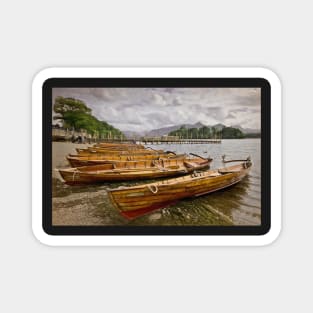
xmin=119 ymin=200 xmax=178 ymax=219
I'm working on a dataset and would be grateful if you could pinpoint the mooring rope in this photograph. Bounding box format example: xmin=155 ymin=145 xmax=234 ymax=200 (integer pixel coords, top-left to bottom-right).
xmin=148 ymin=184 xmax=158 ymax=194
xmin=72 ymin=169 xmax=78 ymax=181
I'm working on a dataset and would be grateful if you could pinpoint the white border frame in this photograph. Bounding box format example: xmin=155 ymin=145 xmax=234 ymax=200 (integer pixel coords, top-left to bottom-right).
xmin=32 ymin=67 xmax=281 ymax=246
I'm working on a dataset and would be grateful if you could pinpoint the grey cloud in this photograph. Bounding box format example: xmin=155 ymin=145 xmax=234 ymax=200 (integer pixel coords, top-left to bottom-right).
xmin=172 ymin=97 xmax=183 ymax=106
xmin=225 ymin=112 xmax=236 ymax=119
xmin=143 ymin=111 xmax=175 ymax=126
xmin=52 ymin=87 xmax=261 ymax=133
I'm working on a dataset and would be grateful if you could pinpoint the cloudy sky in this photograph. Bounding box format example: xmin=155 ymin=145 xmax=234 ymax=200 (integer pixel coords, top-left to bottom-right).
xmin=52 ymin=88 xmax=260 ymax=134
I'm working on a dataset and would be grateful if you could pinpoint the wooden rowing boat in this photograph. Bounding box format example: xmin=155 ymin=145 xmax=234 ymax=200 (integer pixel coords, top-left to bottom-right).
xmin=107 ymin=158 xmax=252 ymax=219
xmin=66 ymin=152 xmax=179 ymax=167
xmin=94 ymin=143 xmax=143 ymax=149
xmin=66 ymin=154 xmax=187 ymax=167
xmin=96 ymin=141 xmax=141 ymax=145
xmin=82 ymin=143 xmax=152 ymax=149
xmin=76 ymin=147 xmax=165 ymax=155
xmin=87 ymin=145 xmax=148 ymax=151
xmin=59 ymin=157 xmax=212 ymax=185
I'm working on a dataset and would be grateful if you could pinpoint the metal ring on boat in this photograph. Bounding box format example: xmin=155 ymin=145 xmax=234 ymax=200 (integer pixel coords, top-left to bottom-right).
xmin=148 ymin=184 xmax=158 ymax=194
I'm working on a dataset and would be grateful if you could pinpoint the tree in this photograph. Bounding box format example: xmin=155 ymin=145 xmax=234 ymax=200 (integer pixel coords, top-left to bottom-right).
xmin=221 ymin=127 xmax=244 ymax=139
xmin=54 ymin=97 xmax=91 ymax=115
xmin=53 ymin=96 xmax=125 ymax=138
xmin=168 ymin=124 xmax=245 ymax=139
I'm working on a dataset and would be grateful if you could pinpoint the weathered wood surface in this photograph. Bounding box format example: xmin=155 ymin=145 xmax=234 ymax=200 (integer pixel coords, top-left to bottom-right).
xmin=59 ymin=167 xmax=186 ymax=184
xmin=59 ymin=157 xmax=212 ymax=184
xmin=76 ymin=147 xmax=165 ymax=155
xmin=66 ymin=153 xmax=182 ymax=167
xmin=107 ymin=161 xmax=252 ymax=219
xmin=95 ymin=142 xmax=143 ymax=148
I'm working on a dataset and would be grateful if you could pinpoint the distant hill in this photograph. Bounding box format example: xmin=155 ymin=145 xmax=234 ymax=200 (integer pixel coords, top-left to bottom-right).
xmin=232 ymin=124 xmax=260 ymax=134
xmin=212 ymin=123 xmax=225 ymax=131
xmin=144 ymin=122 xmax=206 ymax=137
xmin=124 ymin=122 xmax=260 ymax=139
xmin=122 ymin=130 xmax=141 ymax=138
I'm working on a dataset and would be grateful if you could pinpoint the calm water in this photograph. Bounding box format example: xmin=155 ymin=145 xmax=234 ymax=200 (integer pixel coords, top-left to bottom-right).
xmin=52 ymin=139 xmax=261 ymax=226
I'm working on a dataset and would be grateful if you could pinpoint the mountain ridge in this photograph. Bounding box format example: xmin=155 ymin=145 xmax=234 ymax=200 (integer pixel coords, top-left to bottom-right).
xmin=140 ymin=122 xmax=260 ymax=137
xmin=123 ymin=122 xmax=260 ymax=138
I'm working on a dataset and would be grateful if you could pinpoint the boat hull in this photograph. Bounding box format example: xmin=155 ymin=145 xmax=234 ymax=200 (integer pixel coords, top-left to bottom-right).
xmin=59 ymin=168 xmax=189 ymax=185
xmin=76 ymin=148 xmax=165 ymax=155
xmin=66 ymin=153 xmax=186 ymax=167
xmin=59 ymin=157 xmax=211 ymax=185
xmin=107 ymin=162 xmax=251 ymax=219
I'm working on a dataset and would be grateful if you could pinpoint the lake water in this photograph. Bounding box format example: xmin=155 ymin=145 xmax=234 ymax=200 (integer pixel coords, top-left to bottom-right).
xmin=52 ymin=139 xmax=261 ymax=226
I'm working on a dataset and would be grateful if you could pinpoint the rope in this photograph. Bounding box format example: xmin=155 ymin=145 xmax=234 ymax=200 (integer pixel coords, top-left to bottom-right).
xmin=148 ymin=184 xmax=158 ymax=194
xmin=72 ymin=169 xmax=78 ymax=181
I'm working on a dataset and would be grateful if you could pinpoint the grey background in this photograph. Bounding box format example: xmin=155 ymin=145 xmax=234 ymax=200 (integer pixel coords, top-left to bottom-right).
xmin=0 ymin=1 xmax=310 ymax=312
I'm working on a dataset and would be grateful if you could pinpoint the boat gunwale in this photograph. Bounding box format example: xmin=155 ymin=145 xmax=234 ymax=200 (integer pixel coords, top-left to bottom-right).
xmin=107 ymin=163 xmax=249 ymax=192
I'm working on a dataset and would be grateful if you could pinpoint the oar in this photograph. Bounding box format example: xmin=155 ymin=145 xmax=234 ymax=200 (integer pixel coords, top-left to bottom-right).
xmin=146 ymin=146 xmax=176 ymax=155
xmin=165 ymin=150 xmax=176 ymax=155
xmin=189 ymin=152 xmax=208 ymax=161
xmin=222 ymin=155 xmax=251 ymax=163
xmin=146 ymin=146 xmax=157 ymax=151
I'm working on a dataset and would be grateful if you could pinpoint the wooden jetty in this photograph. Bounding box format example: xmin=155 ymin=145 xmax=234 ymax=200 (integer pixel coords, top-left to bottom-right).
xmin=140 ymin=138 xmax=221 ymax=145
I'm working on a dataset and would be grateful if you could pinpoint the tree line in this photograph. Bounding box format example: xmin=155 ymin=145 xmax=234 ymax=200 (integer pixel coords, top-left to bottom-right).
xmin=168 ymin=125 xmax=245 ymax=139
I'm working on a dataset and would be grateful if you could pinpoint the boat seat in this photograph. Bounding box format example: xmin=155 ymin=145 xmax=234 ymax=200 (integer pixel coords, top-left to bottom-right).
xmin=218 ymin=169 xmax=241 ymax=174
xmin=191 ymin=172 xmax=203 ymax=178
